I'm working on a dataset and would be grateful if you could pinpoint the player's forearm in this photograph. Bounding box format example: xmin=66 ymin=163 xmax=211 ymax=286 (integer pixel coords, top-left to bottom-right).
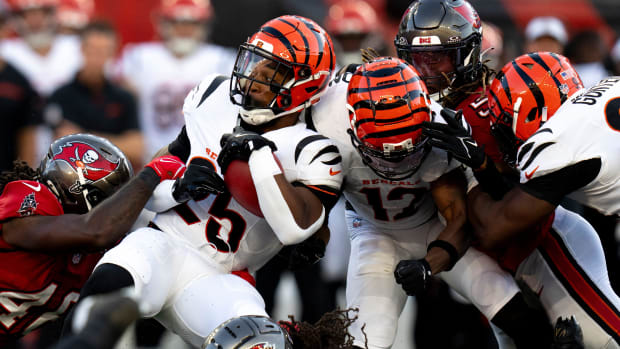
xmin=249 ymin=147 xmax=325 ymax=245
xmin=82 ymin=168 xmax=160 ymax=249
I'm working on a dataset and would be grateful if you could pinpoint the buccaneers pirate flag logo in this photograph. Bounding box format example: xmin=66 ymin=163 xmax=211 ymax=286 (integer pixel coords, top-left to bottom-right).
xmin=52 ymin=141 xmax=119 ymax=182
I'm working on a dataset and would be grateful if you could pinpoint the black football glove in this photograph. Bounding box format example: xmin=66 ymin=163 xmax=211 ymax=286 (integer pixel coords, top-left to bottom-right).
xmin=422 ymin=108 xmax=486 ymax=170
xmin=552 ymin=316 xmax=584 ymax=349
xmin=172 ymin=158 xmax=226 ymax=203
xmin=288 ymin=236 xmax=326 ymax=271
xmin=394 ymin=258 xmax=432 ymax=296
xmin=217 ymin=127 xmax=277 ymax=174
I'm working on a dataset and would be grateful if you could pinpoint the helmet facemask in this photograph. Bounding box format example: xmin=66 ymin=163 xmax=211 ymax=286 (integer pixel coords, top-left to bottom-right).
xmin=230 ymin=43 xmax=297 ymax=124
xmin=396 ymin=34 xmax=481 ymax=97
xmin=348 ymin=127 xmax=431 ymax=180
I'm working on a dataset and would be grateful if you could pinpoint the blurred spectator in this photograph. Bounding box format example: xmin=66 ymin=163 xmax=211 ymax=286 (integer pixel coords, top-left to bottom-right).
xmin=565 ymin=30 xmax=611 ymax=88
xmin=210 ymin=0 xmax=326 ymax=50
xmin=481 ymin=21 xmax=504 ymax=71
xmin=56 ymin=0 xmax=93 ymax=35
xmin=324 ymin=0 xmax=389 ymax=67
xmin=612 ymin=38 xmax=620 ymax=75
xmin=523 ymin=16 xmax=567 ymax=54
xmin=0 ymin=11 xmax=41 ymax=172
xmin=45 ymin=21 xmax=143 ymax=168
xmin=116 ymin=0 xmax=234 ymax=162
xmin=1 ymin=0 xmax=82 ymax=166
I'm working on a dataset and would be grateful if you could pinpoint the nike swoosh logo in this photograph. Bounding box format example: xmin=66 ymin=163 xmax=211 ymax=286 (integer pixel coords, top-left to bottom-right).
xmin=22 ymin=182 xmax=41 ymax=192
xmin=329 ymin=168 xmax=341 ymax=176
xmin=524 ymin=165 xmax=540 ymax=180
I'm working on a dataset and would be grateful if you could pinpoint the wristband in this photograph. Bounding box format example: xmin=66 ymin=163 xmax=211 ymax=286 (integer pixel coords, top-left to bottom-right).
xmin=427 ymin=239 xmax=460 ymax=271
xmin=472 ymin=158 xmax=514 ymax=200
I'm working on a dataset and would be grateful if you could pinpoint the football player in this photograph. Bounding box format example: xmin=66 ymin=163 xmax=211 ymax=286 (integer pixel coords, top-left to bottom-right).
xmin=0 ymin=133 xmax=188 ymax=345
xmin=393 ymin=0 xmax=507 ymax=172
xmin=310 ymin=56 xmax=555 ymax=349
xmin=423 ymin=52 xmax=620 ymax=348
xmin=116 ymin=0 xmax=236 ymax=164
xmin=68 ymin=15 xmax=344 ymax=347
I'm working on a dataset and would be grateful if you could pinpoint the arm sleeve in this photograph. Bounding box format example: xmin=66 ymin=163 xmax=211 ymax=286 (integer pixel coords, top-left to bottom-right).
xmin=520 ymin=158 xmax=601 ymax=206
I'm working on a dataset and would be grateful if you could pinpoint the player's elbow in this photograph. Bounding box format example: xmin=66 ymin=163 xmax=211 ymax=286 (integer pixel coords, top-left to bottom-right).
xmin=86 ymin=227 xmax=125 ymax=250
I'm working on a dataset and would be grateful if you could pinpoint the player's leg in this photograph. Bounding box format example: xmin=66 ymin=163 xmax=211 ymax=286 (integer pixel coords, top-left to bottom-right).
xmin=440 ymin=246 xmax=553 ymax=348
xmin=518 ymin=207 xmax=620 ymax=348
xmin=156 ymin=271 xmax=267 ymax=348
xmin=344 ymin=211 xmax=429 ymax=349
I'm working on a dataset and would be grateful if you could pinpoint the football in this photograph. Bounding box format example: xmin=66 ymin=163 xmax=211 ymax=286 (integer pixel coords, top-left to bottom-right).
xmin=223 ymin=155 xmax=282 ymax=218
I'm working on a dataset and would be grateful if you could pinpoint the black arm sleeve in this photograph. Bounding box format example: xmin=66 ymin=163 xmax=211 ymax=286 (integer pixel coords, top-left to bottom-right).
xmin=520 ymin=158 xmax=601 ymax=206
xmin=167 ymin=126 xmax=191 ymax=162
xmin=292 ymin=182 xmax=341 ymax=213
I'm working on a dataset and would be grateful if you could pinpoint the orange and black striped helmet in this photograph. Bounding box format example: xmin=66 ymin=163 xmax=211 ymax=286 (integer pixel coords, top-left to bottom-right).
xmin=347 ymin=56 xmax=432 ymax=179
xmin=230 ymin=15 xmax=335 ymax=126
xmin=488 ymin=52 xmax=583 ymax=165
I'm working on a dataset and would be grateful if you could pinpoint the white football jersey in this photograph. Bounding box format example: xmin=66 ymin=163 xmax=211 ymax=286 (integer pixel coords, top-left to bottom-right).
xmin=152 ymin=74 xmax=343 ymax=273
xmin=116 ymin=42 xmax=236 ymax=160
xmin=517 ymin=77 xmax=620 ymax=216
xmin=311 ymin=68 xmax=462 ymax=230
xmin=0 ymin=35 xmax=81 ymax=96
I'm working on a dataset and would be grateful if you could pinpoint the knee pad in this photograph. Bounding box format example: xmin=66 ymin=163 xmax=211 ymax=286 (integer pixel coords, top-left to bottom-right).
xmin=80 ymin=263 xmax=134 ymax=298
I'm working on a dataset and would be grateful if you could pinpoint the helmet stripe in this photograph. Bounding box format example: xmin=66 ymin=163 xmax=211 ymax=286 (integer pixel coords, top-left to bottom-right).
xmin=528 ymin=52 xmax=567 ymax=104
xmin=277 ymin=17 xmax=311 ymax=65
xmin=354 ymin=106 xmax=430 ymax=129
xmin=362 ymin=125 xmax=423 ymax=141
xmin=297 ymin=17 xmax=326 ymax=67
xmin=511 ymin=59 xmax=545 ymax=118
xmin=262 ymin=25 xmax=298 ymax=63
xmin=348 ymin=75 xmax=422 ymax=94
xmin=497 ymin=71 xmax=513 ymax=105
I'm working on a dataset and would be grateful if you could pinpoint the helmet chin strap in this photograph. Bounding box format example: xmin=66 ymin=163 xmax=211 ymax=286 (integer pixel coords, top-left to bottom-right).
xmin=76 ymin=167 xmax=93 ymax=212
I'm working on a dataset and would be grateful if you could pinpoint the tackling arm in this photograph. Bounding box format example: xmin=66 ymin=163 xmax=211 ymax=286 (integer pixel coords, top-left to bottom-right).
xmin=3 ymin=157 xmax=186 ymax=252
xmin=467 ymin=185 xmax=556 ymax=251
xmin=426 ymin=168 xmax=470 ymax=274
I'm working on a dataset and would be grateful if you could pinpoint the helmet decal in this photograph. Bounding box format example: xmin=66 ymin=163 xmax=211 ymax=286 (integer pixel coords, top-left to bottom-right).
xmin=453 ymin=2 xmax=481 ymax=29
xmin=51 ymin=141 xmax=120 ymax=181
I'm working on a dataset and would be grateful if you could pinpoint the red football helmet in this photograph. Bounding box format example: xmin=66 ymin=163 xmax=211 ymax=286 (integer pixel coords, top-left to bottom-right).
xmin=230 ymin=15 xmax=336 ymax=126
xmin=56 ymin=0 xmax=93 ymax=31
xmin=347 ymin=56 xmax=432 ymax=179
xmin=40 ymin=134 xmax=133 ymax=214
xmin=488 ymin=52 xmax=584 ymax=165
xmin=325 ymin=1 xmax=378 ymax=36
xmin=158 ymin=0 xmax=211 ymax=22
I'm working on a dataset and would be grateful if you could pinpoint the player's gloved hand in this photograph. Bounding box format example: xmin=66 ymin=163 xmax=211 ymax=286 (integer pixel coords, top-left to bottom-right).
xmin=172 ymin=158 xmax=225 ymax=203
xmin=145 ymin=155 xmax=186 ymax=183
xmin=287 ymin=235 xmax=326 ymax=271
xmin=394 ymin=258 xmax=432 ymax=296
xmin=422 ymin=108 xmax=486 ymax=170
xmin=552 ymin=316 xmax=584 ymax=349
xmin=217 ymin=127 xmax=277 ymax=174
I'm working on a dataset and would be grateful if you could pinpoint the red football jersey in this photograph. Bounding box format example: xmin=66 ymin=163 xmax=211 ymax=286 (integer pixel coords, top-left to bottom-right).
xmin=0 ymin=180 xmax=101 ymax=343
xmin=457 ymin=87 xmax=503 ymax=163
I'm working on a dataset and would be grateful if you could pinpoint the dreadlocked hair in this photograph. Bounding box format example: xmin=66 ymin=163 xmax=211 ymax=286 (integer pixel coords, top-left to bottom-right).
xmin=279 ymin=308 xmax=366 ymax=349
xmin=439 ymin=63 xmax=497 ymax=110
xmin=0 ymin=160 xmax=41 ymax=194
